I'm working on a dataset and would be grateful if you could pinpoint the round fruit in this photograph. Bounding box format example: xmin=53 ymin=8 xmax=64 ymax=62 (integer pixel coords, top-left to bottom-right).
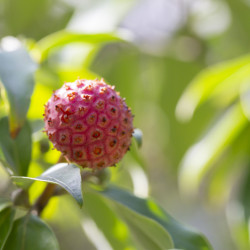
xmin=43 ymin=79 xmax=134 ymax=169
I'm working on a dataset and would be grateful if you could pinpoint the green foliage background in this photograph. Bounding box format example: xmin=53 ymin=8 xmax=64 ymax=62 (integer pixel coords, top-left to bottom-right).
xmin=0 ymin=0 xmax=250 ymax=249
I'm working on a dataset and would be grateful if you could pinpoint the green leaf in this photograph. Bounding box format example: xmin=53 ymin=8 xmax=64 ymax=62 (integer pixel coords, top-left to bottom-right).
xmin=116 ymin=203 xmax=174 ymax=250
xmin=179 ymin=103 xmax=247 ymax=195
xmin=0 ymin=198 xmax=12 ymax=212
xmin=3 ymin=214 xmax=59 ymax=250
xmin=240 ymin=81 xmax=250 ymax=120
xmin=33 ymin=31 xmax=125 ymax=62
xmin=101 ymin=186 xmax=212 ymax=250
xmin=0 ymin=207 xmax=15 ymax=250
xmin=0 ymin=117 xmax=32 ymax=176
xmin=84 ymin=192 xmax=135 ymax=250
xmin=133 ymin=128 xmax=143 ymax=148
xmin=12 ymin=163 xmax=83 ymax=206
xmin=176 ymin=55 xmax=250 ymax=121
xmin=0 ymin=0 xmax=74 ymax=40
xmin=0 ymin=47 xmax=37 ymax=138
xmin=208 ymin=64 xmax=250 ymax=109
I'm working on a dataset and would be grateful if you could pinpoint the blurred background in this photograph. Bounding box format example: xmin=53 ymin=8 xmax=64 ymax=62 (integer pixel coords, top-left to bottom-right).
xmin=1 ymin=0 xmax=250 ymax=249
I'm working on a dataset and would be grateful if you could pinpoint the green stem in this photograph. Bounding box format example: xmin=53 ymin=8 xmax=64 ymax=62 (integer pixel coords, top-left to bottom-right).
xmin=31 ymin=154 xmax=65 ymax=216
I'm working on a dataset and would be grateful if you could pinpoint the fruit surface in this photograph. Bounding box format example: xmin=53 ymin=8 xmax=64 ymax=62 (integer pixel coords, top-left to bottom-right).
xmin=44 ymin=79 xmax=134 ymax=168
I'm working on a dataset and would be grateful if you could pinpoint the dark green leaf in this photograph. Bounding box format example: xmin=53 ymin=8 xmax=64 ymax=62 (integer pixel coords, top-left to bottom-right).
xmin=102 ymin=186 xmax=212 ymax=250
xmin=0 ymin=47 xmax=37 ymax=137
xmin=0 ymin=117 xmax=32 ymax=176
xmin=34 ymin=31 xmax=124 ymax=62
xmin=12 ymin=163 xmax=83 ymax=206
xmin=0 ymin=207 xmax=15 ymax=250
xmin=4 ymin=214 xmax=59 ymax=250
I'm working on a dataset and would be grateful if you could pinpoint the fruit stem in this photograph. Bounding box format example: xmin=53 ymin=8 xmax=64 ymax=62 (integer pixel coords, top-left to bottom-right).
xmin=31 ymin=154 xmax=65 ymax=216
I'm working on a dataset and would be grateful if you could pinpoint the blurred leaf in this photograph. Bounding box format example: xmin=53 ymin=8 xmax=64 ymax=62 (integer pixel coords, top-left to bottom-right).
xmin=30 ymin=119 xmax=44 ymax=133
xmin=0 ymin=117 xmax=32 ymax=176
xmin=0 ymin=198 xmax=12 ymax=212
xmin=33 ymin=31 xmax=124 ymax=62
xmin=207 ymin=126 xmax=250 ymax=205
xmin=133 ymin=128 xmax=143 ymax=148
xmin=227 ymin=0 xmax=250 ymax=48
xmin=3 ymin=214 xmax=59 ymax=250
xmin=0 ymin=0 xmax=74 ymax=40
xmin=0 ymin=47 xmax=37 ymax=137
xmin=234 ymin=164 xmax=250 ymax=249
xmin=12 ymin=163 xmax=83 ymax=207
xmin=102 ymin=186 xmax=212 ymax=250
xmin=176 ymin=55 xmax=250 ymax=121
xmin=84 ymin=192 xmax=134 ymax=250
xmin=226 ymin=201 xmax=249 ymax=250
xmin=239 ymin=166 xmax=250 ymax=223
xmin=0 ymin=207 xmax=15 ymax=250
xmin=209 ymin=64 xmax=250 ymax=108
xmin=115 ymin=203 xmax=174 ymax=250
xmin=240 ymin=81 xmax=250 ymax=120
xmin=179 ymin=103 xmax=247 ymax=195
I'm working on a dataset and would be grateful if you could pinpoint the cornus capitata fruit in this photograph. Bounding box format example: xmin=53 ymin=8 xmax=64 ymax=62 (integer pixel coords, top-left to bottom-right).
xmin=44 ymin=79 xmax=134 ymax=169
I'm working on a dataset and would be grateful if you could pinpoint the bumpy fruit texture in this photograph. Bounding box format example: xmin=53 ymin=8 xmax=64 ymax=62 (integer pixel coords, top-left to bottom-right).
xmin=44 ymin=79 xmax=134 ymax=169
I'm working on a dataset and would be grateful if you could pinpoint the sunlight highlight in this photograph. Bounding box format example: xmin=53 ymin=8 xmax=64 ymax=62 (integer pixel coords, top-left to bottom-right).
xmin=129 ymin=165 xmax=149 ymax=198
xmin=82 ymin=218 xmax=112 ymax=250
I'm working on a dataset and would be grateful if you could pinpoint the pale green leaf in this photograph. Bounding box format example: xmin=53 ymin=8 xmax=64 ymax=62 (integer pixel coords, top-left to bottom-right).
xmin=33 ymin=31 xmax=125 ymax=62
xmin=179 ymin=103 xmax=247 ymax=195
xmin=176 ymin=55 xmax=250 ymax=121
xmin=0 ymin=47 xmax=37 ymax=137
xmin=12 ymin=163 xmax=83 ymax=206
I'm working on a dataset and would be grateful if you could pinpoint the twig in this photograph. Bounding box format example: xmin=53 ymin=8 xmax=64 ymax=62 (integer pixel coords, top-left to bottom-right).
xmin=31 ymin=154 xmax=65 ymax=216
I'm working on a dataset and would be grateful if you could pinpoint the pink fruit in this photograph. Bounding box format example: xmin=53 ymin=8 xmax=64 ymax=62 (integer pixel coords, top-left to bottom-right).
xmin=44 ymin=79 xmax=134 ymax=169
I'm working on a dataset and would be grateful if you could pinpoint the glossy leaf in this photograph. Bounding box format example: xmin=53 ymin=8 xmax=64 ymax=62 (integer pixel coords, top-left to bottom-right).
xmin=176 ymin=55 xmax=250 ymax=121
xmin=34 ymin=31 xmax=125 ymax=62
xmin=0 ymin=117 xmax=32 ymax=176
xmin=179 ymin=103 xmax=247 ymax=195
xmin=12 ymin=163 xmax=83 ymax=206
xmin=0 ymin=207 xmax=15 ymax=250
xmin=3 ymin=214 xmax=59 ymax=250
xmin=101 ymin=186 xmax=212 ymax=250
xmin=0 ymin=47 xmax=37 ymax=138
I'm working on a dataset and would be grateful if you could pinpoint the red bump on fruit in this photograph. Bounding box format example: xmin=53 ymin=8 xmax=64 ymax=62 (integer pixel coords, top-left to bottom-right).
xmin=44 ymin=79 xmax=134 ymax=169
